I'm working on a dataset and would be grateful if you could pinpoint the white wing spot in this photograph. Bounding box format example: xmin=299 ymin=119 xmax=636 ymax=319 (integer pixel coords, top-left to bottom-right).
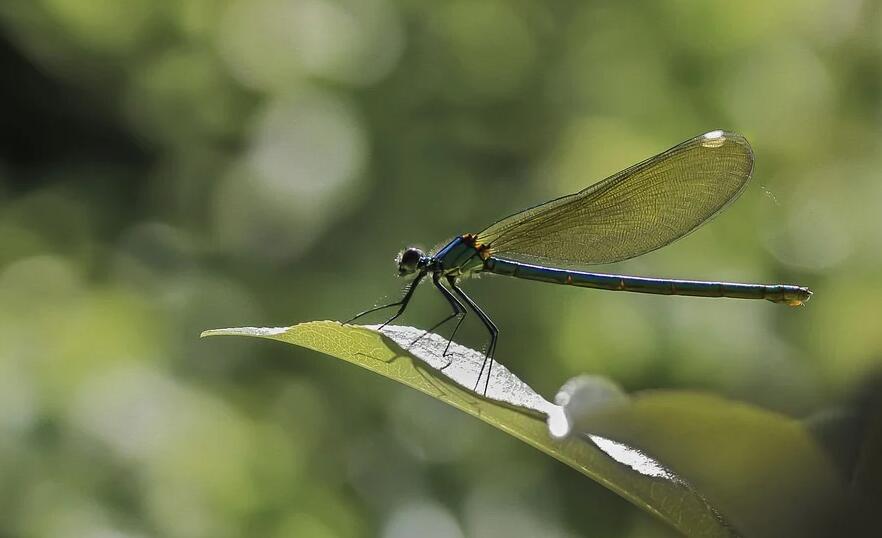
xmin=700 ymin=130 xmax=727 ymax=148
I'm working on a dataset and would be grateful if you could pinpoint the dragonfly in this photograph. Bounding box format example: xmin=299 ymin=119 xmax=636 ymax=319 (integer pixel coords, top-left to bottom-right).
xmin=348 ymin=130 xmax=812 ymax=394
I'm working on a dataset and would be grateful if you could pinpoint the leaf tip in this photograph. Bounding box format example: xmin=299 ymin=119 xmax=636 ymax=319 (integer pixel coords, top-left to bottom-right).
xmin=199 ymin=326 xmax=292 ymax=339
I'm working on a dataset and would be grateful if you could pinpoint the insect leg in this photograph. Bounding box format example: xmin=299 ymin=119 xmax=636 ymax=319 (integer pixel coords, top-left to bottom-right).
xmin=346 ymin=272 xmax=426 ymax=328
xmin=448 ymin=276 xmax=498 ymax=395
xmin=410 ymin=273 xmax=467 ymax=369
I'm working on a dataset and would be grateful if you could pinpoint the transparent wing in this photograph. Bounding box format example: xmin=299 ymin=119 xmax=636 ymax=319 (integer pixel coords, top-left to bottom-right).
xmin=477 ymin=130 xmax=754 ymax=266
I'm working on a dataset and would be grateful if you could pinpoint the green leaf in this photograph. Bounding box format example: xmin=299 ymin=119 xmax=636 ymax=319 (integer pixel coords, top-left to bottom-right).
xmin=568 ymin=390 xmax=848 ymax=537
xmin=202 ymin=321 xmax=740 ymax=537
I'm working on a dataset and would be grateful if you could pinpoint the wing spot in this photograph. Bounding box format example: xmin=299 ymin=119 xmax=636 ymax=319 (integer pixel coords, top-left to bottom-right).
xmin=701 ymin=130 xmax=727 ymax=148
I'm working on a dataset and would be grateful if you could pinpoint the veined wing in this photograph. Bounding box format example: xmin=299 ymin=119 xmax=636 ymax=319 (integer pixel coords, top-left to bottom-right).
xmin=477 ymin=130 xmax=754 ymax=266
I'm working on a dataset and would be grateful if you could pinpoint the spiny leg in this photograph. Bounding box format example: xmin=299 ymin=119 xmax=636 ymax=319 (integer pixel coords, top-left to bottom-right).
xmin=379 ymin=272 xmax=426 ymax=329
xmin=448 ymin=276 xmax=498 ymax=395
xmin=346 ymin=301 xmax=399 ymax=324
xmin=346 ymin=272 xmax=426 ymax=327
xmin=409 ymin=274 xmax=467 ymax=369
xmin=441 ymin=296 xmax=468 ymax=357
xmin=411 ymin=274 xmax=468 ymax=371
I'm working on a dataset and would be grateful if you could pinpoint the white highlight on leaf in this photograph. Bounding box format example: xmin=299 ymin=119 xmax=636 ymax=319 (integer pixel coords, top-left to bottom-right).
xmin=546 ymin=407 xmax=570 ymax=439
xmin=588 ymin=435 xmax=681 ymax=482
xmin=369 ymin=324 xmax=683 ymax=483
xmin=370 ymin=324 xmax=558 ymax=417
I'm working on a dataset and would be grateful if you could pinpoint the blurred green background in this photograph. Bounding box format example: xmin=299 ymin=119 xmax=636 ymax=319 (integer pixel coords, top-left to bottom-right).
xmin=1 ymin=0 xmax=880 ymax=536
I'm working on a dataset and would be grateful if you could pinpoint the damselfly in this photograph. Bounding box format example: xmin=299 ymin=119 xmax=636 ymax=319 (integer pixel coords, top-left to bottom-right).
xmin=348 ymin=130 xmax=812 ymax=393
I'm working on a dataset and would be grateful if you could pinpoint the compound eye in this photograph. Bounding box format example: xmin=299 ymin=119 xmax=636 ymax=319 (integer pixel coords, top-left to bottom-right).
xmin=401 ymin=248 xmax=421 ymax=264
xmin=397 ymin=247 xmax=424 ymax=276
